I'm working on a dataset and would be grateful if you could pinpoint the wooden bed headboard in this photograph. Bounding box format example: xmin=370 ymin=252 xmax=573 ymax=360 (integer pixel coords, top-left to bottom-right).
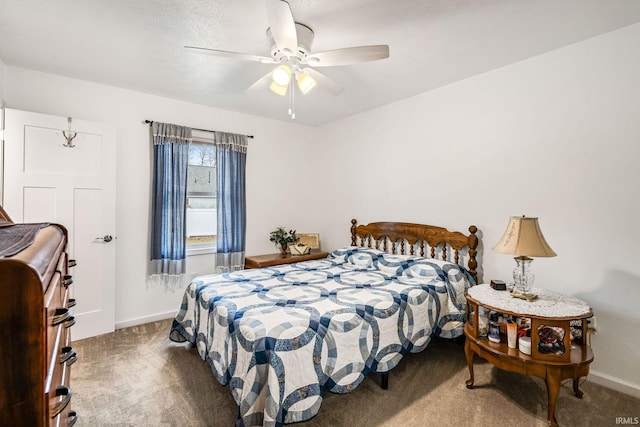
xmin=350 ymin=218 xmax=479 ymax=284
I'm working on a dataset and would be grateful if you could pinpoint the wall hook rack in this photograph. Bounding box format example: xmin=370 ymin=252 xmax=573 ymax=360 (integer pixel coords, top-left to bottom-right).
xmin=62 ymin=117 xmax=77 ymax=147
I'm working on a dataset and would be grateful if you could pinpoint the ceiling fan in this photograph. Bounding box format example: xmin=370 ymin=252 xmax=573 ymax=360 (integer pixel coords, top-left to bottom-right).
xmin=185 ymin=0 xmax=389 ymax=118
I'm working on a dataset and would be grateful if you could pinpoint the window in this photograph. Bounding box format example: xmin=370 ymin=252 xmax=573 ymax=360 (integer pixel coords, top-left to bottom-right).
xmin=186 ymin=136 xmax=216 ymax=254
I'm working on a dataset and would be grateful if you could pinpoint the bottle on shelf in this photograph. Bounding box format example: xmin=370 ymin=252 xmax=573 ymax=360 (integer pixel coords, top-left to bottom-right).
xmin=488 ymin=312 xmax=501 ymax=343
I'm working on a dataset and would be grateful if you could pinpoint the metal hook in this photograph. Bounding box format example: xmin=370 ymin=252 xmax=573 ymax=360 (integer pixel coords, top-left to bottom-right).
xmin=62 ymin=117 xmax=77 ymax=147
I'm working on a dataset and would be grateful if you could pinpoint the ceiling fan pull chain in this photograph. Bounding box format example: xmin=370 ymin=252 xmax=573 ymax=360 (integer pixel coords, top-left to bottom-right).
xmin=288 ymin=79 xmax=292 ymax=116
xmin=288 ymin=77 xmax=295 ymax=119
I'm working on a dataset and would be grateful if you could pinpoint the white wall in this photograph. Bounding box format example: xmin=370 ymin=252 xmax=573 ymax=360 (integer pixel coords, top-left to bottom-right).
xmin=4 ymin=67 xmax=324 ymax=327
xmin=0 ymin=56 xmax=6 ymax=105
xmin=317 ymin=23 xmax=640 ymax=396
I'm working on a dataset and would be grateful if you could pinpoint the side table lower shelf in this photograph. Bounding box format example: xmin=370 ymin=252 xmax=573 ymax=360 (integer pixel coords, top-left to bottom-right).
xmin=464 ymin=323 xmax=593 ymax=427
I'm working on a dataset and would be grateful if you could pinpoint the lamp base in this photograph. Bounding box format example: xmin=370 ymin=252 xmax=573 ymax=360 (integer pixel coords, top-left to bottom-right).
xmin=513 ymin=256 xmax=534 ymax=295
xmin=510 ymin=292 xmax=539 ymax=302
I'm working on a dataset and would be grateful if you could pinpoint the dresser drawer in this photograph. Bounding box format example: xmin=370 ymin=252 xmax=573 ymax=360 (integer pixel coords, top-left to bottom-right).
xmin=45 ymin=273 xmax=67 ymax=374
xmin=50 ymin=300 xmax=77 ymax=427
xmin=49 ymin=344 xmax=73 ymax=425
xmin=58 ymin=330 xmax=78 ymax=427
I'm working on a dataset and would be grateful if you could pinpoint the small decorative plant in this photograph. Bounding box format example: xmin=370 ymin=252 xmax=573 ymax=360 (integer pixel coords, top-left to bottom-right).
xmin=269 ymin=227 xmax=298 ymax=254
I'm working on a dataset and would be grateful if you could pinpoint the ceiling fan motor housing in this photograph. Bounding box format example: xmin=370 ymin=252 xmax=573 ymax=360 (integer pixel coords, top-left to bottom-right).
xmin=267 ymin=22 xmax=314 ymax=61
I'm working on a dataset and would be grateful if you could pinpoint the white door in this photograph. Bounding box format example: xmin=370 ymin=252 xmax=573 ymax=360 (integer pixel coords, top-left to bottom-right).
xmin=2 ymin=108 xmax=116 ymax=340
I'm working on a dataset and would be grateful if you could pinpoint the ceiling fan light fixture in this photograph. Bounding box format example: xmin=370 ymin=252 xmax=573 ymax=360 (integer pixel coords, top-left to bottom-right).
xmin=185 ymin=1 xmax=390 ymax=119
xmin=269 ymin=80 xmax=288 ymax=96
xmin=296 ymin=72 xmax=316 ymax=94
xmin=272 ymin=65 xmax=292 ymax=86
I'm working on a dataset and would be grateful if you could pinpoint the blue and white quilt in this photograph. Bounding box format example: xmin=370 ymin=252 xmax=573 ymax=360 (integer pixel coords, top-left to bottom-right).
xmin=169 ymin=246 xmax=476 ymax=426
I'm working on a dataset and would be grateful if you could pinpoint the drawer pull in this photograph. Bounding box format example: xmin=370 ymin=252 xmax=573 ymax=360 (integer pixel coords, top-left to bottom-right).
xmin=51 ymin=386 xmax=72 ymax=418
xmin=52 ymin=308 xmax=70 ymax=326
xmin=65 ymin=316 xmax=76 ymax=328
xmin=68 ymin=298 xmax=77 ymax=308
xmin=60 ymin=347 xmax=78 ymax=366
xmin=68 ymin=259 xmax=77 ymax=268
xmin=63 ymin=275 xmax=74 ymax=287
xmin=68 ymin=410 xmax=78 ymax=427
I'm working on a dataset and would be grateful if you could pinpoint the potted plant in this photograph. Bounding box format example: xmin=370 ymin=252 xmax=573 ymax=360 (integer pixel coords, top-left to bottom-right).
xmin=269 ymin=227 xmax=298 ymax=255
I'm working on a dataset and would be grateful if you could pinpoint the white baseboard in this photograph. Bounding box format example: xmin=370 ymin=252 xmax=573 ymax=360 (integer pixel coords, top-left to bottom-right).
xmin=588 ymin=370 xmax=640 ymax=399
xmin=115 ymin=310 xmax=176 ymax=330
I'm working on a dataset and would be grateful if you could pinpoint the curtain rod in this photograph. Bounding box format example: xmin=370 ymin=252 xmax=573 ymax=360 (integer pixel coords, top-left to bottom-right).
xmin=143 ymin=120 xmax=254 ymax=139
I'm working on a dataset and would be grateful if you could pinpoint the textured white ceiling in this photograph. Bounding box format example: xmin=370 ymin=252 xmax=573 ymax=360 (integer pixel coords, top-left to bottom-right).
xmin=1 ymin=0 xmax=640 ymax=126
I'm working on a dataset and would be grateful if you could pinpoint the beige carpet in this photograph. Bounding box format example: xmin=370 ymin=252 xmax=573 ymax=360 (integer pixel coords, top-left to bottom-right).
xmin=70 ymin=319 xmax=638 ymax=427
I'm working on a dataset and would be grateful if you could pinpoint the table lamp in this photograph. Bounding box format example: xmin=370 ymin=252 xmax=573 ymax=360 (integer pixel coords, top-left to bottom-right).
xmin=493 ymin=216 xmax=557 ymax=297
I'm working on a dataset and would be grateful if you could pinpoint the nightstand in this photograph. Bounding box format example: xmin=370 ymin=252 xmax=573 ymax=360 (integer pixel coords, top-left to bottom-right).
xmin=245 ymin=250 xmax=329 ymax=269
xmin=464 ymin=284 xmax=594 ymax=427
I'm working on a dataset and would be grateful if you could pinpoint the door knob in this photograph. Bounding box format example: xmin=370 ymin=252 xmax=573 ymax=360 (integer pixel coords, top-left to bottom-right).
xmin=95 ymin=235 xmax=113 ymax=243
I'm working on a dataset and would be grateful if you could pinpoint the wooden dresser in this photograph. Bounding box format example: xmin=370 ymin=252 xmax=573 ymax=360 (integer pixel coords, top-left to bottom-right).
xmin=0 ymin=220 xmax=78 ymax=426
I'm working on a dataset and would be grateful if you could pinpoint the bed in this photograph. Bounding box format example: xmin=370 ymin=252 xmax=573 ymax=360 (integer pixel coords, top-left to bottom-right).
xmin=170 ymin=219 xmax=479 ymax=426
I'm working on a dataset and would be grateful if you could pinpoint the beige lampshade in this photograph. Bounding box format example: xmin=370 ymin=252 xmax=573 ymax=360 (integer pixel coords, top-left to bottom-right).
xmin=493 ymin=216 xmax=557 ymax=257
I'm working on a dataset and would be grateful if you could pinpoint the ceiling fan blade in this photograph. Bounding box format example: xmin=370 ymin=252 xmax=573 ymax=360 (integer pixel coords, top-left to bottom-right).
xmin=304 ymin=68 xmax=345 ymax=95
xmin=266 ymin=0 xmax=298 ymax=55
xmin=247 ymin=71 xmax=273 ymax=91
xmin=184 ymin=46 xmax=276 ymax=64
xmin=305 ymin=45 xmax=389 ymax=67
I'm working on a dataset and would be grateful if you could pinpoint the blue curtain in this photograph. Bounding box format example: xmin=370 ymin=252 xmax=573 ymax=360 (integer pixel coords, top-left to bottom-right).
xmin=214 ymin=131 xmax=247 ymax=272
xmin=150 ymin=122 xmax=191 ymax=280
